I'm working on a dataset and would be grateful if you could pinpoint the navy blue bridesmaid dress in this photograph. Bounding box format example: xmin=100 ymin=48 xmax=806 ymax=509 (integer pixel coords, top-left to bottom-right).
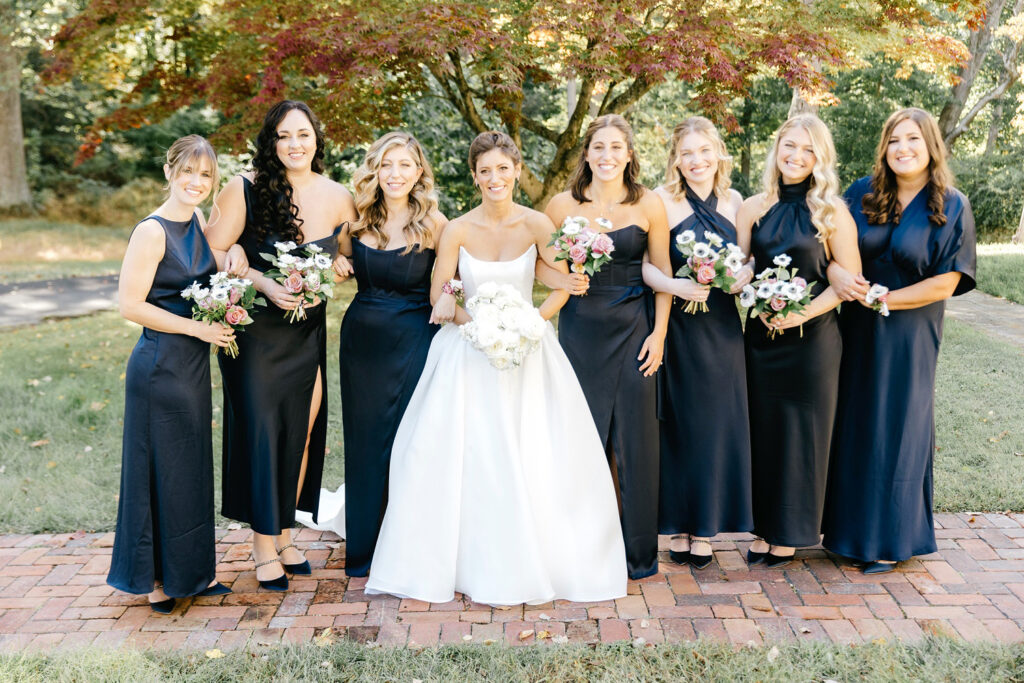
xmin=558 ymin=225 xmax=660 ymax=579
xmin=659 ymin=187 xmax=753 ymax=539
xmin=218 ymin=177 xmax=339 ymax=535
xmin=744 ymin=177 xmax=841 ymax=548
xmin=822 ymin=177 xmax=976 ymax=562
xmin=107 ymin=213 xmax=218 ymax=598
xmin=339 ymin=239 xmax=437 ymax=577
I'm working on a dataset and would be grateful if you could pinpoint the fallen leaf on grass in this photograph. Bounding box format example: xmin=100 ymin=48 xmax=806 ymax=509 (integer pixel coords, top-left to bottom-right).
xmin=767 ymin=645 xmax=780 ymax=662
xmin=537 ymin=630 xmax=552 ymax=640
xmin=314 ymin=628 xmax=336 ymax=646
xmin=205 ymin=649 xmax=225 ymax=659
xmin=29 ymin=439 xmax=49 ymax=448
xmin=518 ymin=629 xmax=534 ymax=641
xmin=89 ymin=402 xmax=105 ymax=411
xmin=483 ymin=639 xmax=496 ymax=646
xmin=46 ymin=461 xmax=56 ymax=469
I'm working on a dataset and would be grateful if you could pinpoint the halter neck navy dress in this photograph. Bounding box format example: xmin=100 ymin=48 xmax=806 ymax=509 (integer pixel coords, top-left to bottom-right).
xmin=107 ymin=213 xmax=218 ymax=598
xmin=744 ymin=177 xmax=840 ymax=548
xmin=822 ymin=178 xmax=976 ymax=562
xmin=660 ymin=187 xmax=753 ymax=539
xmin=558 ymin=224 xmax=659 ymax=579
xmin=218 ymin=177 xmax=339 ymax=535
xmin=339 ymin=239 xmax=437 ymax=577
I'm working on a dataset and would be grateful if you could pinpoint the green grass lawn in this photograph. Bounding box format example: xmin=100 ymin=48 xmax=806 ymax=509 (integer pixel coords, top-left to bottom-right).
xmin=0 ymin=219 xmax=129 ymax=284
xmin=976 ymin=244 xmax=1024 ymax=304
xmin=0 ymin=294 xmax=1021 ymax=533
xmin=1 ymin=637 xmax=1021 ymax=682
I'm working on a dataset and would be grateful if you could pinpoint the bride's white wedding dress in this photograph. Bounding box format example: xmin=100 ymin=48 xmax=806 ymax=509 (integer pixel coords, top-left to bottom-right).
xmin=364 ymin=244 xmax=627 ymax=605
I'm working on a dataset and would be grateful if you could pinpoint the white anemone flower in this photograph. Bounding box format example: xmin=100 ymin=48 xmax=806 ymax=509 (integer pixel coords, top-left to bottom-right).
xmin=739 ymin=285 xmax=757 ymax=308
xmin=678 ymin=229 xmax=696 ymax=244
xmin=704 ymin=231 xmax=724 ymax=247
xmin=692 ymin=242 xmax=712 ymax=259
xmin=772 ymin=253 xmax=792 ymax=267
xmin=274 ymin=241 xmax=297 ymax=253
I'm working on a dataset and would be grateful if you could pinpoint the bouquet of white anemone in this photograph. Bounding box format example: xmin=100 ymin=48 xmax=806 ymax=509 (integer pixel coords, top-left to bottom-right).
xmin=259 ymin=241 xmax=336 ymax=322
xmin=460 ymin=281 xmax=547 ymax=370
xmin=181 ymin=272 xmax=266 ymax=357
xmin=738 ymin=253 xmax=816 ymax=339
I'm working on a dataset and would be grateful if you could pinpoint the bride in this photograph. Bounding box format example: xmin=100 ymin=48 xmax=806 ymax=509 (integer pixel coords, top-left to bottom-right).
xmin=364 ymin=132 xmax=627 ymax=605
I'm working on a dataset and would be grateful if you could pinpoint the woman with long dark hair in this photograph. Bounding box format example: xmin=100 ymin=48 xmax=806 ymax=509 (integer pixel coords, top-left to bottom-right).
xmin=108 ymin=136 xmax=240 ymax=612
xmin=736 ymin=115 xmax=861 ymax=568
xmin=546 ymin=114 xmax=673 ymax=580
xmin=822 ymin=108 xmax=976 ymax=574
xmin=206 ymin=101 xmax=356 ymax=590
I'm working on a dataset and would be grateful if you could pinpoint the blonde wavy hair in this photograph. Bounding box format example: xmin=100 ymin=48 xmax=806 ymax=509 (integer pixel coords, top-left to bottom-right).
xmin=664 ymin=117 xmax=733 ymax=201
xmin=351 ymin=131 xmax=439 ymax=254
xmin=759 ymin=115 xmax=842 ymax=256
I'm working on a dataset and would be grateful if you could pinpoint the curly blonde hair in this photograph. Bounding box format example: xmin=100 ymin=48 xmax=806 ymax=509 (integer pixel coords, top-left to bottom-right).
xmin=759 ymin=115 xmax=842 ymax=255
xmin=351 ymin=131 xmax=439 ymax=254
xmin=663 ymin=117 xmax=732 ymax=201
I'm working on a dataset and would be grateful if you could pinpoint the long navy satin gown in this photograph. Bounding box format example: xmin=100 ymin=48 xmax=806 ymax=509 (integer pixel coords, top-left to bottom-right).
xmin=822 ymin=178 xmax=976 ymax=562
xmin=559 ymin=225 xmax=659 ymax=579
xmin=660 ymin=188 xmax=753 ymax=539
xmin=339 ymin=239 xmax=437 ymax=577
xmin=218 ymin=177 xmax=339 ymax=535
xmin=745 ymin=177 xmax=841 ymax=548
xmin=108 ymin=214 xmax=218 ymax=598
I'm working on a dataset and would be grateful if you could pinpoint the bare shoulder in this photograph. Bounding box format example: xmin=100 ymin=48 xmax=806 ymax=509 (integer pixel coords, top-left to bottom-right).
xmin=653 ymin=185 xmax=675 ymax=204
xmin=738 ymin=193 xmax=769 ymax=221
xmin=193 ymin=208 xmax=207 ymax=228
xmin=127 ymin=218 xmax=166 ymax=258
xmin=427 ymin=209 xmax=449 ymax=231
xmin=440 ymin=212 xmax=471 ymax=243
xmin=728 ymin=188 xmax=744 ymax=210
xmin=317 ymin=174 xmax=353 ymax=202
xmin=544 ymin=191 xmax=576 ymax=216
xmin=523 ymin=205 xmax=555 ymax=235
xmin=637 ymin=187 xmax=664 ymax=212
xmin=238 ymin=171 xmax=255 ymax=183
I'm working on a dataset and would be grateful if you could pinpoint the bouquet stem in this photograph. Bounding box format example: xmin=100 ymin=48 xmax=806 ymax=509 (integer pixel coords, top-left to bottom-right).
xmin=682 ymin=299 xmax=709 ymax=314
xmin=284 ymin=305 xmax=306 ymax=323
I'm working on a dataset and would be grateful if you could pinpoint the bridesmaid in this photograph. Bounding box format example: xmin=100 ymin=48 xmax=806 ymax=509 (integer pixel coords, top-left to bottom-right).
xmin=822 ymin=108 xmax=976 ymax=574
xmin=641 ymin=117 xmax=754 ymax=570
xmin=108 ymin=135 xmax=243 ymax=612
xmin=333 ymin=132 xmax=447 ymax=577
xmin=545 ymin=114 xmax=673 ymax=580
xmin=735 ymin=115 xmax=861 ymax=568
xmin=206 ymin=101 xmax=356 ymax=590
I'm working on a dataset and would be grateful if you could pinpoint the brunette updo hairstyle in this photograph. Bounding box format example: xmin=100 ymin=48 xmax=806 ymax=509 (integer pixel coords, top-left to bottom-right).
xmin=468 ymin=131 xmax=522 ymax=174
xmin=250 ymin=100 xmax=327 ymax=243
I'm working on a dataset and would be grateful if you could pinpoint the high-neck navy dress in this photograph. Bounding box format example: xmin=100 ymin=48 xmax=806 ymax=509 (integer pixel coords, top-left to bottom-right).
xmin=107 ymin=213 xmax=218 ymax=598
xmin=339 ymin=239 xmax=437 ymax=577
xmin=744 ymin=177 xmax=840 ymax=548
xmin=822 ymin=178 xmax=976 ymax=562
xmin=558 ymin=224 xmax=659 ymax=579
xmin=218 ymin=177 xmax=340 ymax=535
xmin=660 ymin=188 xmax=753 ymax=539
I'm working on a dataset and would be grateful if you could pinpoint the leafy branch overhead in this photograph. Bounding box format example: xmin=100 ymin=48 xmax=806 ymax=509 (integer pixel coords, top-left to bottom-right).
xmin=47 ymin=0 xmax=982 ymax=205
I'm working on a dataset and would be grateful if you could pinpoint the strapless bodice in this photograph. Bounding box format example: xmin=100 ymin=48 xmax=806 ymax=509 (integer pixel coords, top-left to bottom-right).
xmin=459 ymin=244 xmax=537 ymax=302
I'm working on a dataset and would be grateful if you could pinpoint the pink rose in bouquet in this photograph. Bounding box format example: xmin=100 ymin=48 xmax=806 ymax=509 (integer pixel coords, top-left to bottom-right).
xmin=673 ymin=230 xmax=747 ymax=313
xmin=548 ymin=215 xmax=616 ymax=280
xmin=283 ymin=271 xmax=305 ymax=294
xmin=260 ymin=241 xmax=337 ymax=322
xmin=696 ymin=263 xmax=716 ymax=284
xmin=224 ymin=305 xmax=249 ymax=326
xmin=569 ymin=243 xmax=588 ymax=264
xmin=181 ymin=273 xmax=265 ymax=358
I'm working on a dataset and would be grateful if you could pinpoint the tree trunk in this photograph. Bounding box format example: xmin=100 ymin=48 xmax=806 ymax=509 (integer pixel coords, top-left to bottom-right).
xmin=0 ymin=27 xmax=31 ymax=210
xmin=787 ymin=88 xmax=818 ymax=118
xmin=1014 ymin=202 xmax=1024 ymax=244
xmin=984 ymin=98 xmax=1004 ymax=155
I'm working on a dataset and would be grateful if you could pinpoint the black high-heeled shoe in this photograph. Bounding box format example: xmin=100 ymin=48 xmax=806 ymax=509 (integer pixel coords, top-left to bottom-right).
xmin=746 ymin=549 xmax=767 ymax=565
xmin=862 ymin=561 xmax=897 ymax=575
xmin=277 ymin=543 xmax=311 ymax=575
xmin=688 ymin=539 xmax=713 ymax=570
xmin=149 ymin=597 xmax=176 ymax=614
xmin=668 ymin=550 xmax=689 ymax=565
xmin=765 ymin=551 xmax=795 ymax=568
xmin=254 ymin=557 xmax=289 ymax=591
xmin=197 ymin=582 xmax=232 ymax=597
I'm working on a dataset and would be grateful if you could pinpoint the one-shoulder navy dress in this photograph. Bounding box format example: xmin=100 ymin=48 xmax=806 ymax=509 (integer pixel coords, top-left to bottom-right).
xmin=822 ymin=178 xmax=976 ymax=562
xmin=660 ymin=188 xmax=753 ymax=539
xmin=558 ymin=224 xmax=659 ymax=580
xmin=745 ymin=177 xmax=841 ymax=548
xmin=339 ymin=239 xmax=437 ymax=577
xmin=108 ymin=213 xmax=218 ymax=598
xmin=218 ymin=177 xmax=340 ymax=535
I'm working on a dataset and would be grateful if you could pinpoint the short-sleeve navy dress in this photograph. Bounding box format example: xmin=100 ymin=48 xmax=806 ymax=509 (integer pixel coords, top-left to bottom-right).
xmin=107 ymin=214 xmax=218 ymax=598
xmin=822 ymin=177 xmax=976 ymax=562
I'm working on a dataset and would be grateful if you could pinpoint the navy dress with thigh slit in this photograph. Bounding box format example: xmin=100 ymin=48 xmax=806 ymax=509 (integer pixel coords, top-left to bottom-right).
xmin=107 ymin=213 xmax=218 ymax=598
xmin=822 ymin=178 xmax=976 ymax=562
xmin=558 ymin=225 xmax=660 ymax=579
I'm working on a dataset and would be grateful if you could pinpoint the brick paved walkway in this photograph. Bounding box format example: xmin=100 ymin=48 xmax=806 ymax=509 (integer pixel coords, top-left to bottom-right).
xmin=3 ymin=513 xmax=1024 ymax=652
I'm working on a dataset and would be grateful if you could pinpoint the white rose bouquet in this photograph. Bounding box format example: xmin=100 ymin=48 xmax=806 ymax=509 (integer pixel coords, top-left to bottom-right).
xmin=738 ymin=253 xmax=816 ymax=339
xmin=259 ymin=241 xmax=335 ymax=323
xmin=460 ymin=281 xmax=547 ymax=370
